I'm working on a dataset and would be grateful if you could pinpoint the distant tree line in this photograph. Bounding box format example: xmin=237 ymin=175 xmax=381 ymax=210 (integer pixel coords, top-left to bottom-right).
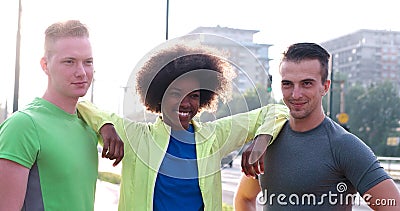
xmin=324 ymin=80 xmax=400 ymax=156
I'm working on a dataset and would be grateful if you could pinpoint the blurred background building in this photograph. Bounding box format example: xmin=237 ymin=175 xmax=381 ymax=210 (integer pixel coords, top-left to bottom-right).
xmin=123 ymin=26 xmax=273 ymax=121
xmin=321 ymin=29 xmax=400 ymax=96
xmin=190 ymin=26 xmax=272 ymax=92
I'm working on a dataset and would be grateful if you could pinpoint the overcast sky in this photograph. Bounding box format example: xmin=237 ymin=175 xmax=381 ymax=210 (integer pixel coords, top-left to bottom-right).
xmin=1 ymin=0 xmax=399 ymax=114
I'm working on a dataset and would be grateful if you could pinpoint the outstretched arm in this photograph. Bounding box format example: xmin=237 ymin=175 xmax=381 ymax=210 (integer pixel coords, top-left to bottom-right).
xmin=77 ymin=101 xmax=124 ymax=166
xmin=99 ymin=124 xmax=124 ymax=166
xmin=364 ymin=179 xmax=400 ymax=210
xmin=213 ymin=104 xmax=288 ymax=158
xmin=234 ymin=173 xmax=261 ymax=211
xmin=241 ymin=104 xmax=288 ymax=177
xmin=241 ymin=134 xmax=271 ymax=177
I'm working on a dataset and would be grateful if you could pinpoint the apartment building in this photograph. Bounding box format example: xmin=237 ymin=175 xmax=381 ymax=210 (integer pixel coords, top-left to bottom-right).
xmin=321 ymin=29 xmax=400 ymax=94
xmin=189 ymin=26 xmax=272 ymax=92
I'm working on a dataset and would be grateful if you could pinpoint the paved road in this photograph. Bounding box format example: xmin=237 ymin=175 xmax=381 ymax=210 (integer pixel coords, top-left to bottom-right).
xmin=95 ymin=180 xmax=119 ymax=210
xmin=221 ymin=158 xmax=262 ymax=210
xmin=95 ymin=157 xmax=120 ymax=210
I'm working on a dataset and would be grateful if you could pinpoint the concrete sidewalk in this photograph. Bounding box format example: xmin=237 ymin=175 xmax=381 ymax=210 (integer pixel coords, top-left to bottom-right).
xmin=95 ymin=156 xmax=121 ymax=210
xmin=95 ymin=180 xmax=119 ymax=210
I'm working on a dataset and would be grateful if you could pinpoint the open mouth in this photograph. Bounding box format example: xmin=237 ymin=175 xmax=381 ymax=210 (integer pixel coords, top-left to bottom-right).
xmin=178 ymin=111 xmax=190 ymax=117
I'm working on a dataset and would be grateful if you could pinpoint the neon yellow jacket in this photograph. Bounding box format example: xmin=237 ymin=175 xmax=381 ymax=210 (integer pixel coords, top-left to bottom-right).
xmin=77 ymin=102 xmax=289 ymax=211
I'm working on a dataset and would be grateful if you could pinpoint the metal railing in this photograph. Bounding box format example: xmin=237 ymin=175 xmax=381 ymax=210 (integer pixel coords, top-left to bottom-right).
xmin=378 ymin=157 xmax=400 ymax=180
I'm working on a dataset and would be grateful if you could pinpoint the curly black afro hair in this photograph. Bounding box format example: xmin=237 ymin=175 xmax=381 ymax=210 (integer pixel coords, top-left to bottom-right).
xmin=135 ymin=43 xmax=236 ymax=113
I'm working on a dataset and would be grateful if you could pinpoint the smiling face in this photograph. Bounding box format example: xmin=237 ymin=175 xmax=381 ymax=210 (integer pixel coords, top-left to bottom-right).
xmin=280 ymin=59 xmax=330 ymax=131
xmin=41 ymin=37 xmax=94 ymax=101
xmin=161 ymin=76 xmax=200 ymax=130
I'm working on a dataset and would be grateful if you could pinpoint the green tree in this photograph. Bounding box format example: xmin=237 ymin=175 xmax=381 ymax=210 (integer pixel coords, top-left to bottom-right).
xmin=242 ymin=84 xmax=276 ymax=110
xmin=323 ymin=72 xmax=347 ymax=120
xmin=345 ymin=81 xmax=400 ymax=155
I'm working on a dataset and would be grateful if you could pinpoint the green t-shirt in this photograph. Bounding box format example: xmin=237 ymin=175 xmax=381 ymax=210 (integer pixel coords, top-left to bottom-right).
xmin=0 ymin=98 xmax=98 ymax=210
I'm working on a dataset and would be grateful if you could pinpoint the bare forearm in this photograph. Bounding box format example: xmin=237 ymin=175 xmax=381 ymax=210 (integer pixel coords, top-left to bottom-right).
xmin=365 ymin=179 xmax=400 ymax=210
xmin=234 ymin=198 xmax=257 ymax=211
xmin=234 ymin=174 xmax=261 ymax=211
xmin=0 ymin=159 xmax=29 ymax=211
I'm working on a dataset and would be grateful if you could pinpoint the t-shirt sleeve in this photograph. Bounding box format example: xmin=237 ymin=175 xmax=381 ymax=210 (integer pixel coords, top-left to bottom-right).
xmin=255 ymin=104 xmax=289 ymax=145
xmin=333 ymin=133 xmax=391 ymax=196
xmin=0 ymin=112 xmax=40 ymax=168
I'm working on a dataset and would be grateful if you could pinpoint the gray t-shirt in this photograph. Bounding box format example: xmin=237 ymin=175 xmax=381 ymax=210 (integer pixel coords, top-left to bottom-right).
xmin=259 ymin=117 xmax=390 ymax=210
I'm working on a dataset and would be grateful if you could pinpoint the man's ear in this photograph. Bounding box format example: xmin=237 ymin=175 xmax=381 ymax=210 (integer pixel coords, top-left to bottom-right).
xmin=322 ymin=79 xmax=331 ymax=96
xmin=40 ymin=57 xmax=49 ymax=75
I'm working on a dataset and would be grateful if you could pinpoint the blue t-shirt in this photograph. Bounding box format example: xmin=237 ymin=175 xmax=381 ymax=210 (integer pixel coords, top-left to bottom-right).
xmin=153 ymin=124 xmax=204 ymax=210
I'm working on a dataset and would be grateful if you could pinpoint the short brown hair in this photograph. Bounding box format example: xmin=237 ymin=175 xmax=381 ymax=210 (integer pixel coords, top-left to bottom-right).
xmin=281 ymin=42 xmax=330 ymax=84
xmin=44 ymin=20 xmax=89 ymax=57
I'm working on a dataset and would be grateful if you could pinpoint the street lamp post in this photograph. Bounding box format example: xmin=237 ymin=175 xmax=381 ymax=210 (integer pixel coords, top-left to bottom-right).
xmin=328 ymin=54 xmax=334 ymax=118
xmin=13 ymin=0 xmax=22 ymax=112
xmin=166 ymin=0 xmax=169 ymax=40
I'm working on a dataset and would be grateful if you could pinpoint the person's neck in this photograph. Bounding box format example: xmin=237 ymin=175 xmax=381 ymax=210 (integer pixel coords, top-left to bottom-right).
xmin=161 ymin=115 xmax=190 ymax=131
xmin=42 ymin=90 xmax=78 ymax=114
xmin=168 ymin=122 xmax=189 ymax=131
xmin=289 ymin=111 xmax=326 ymax=132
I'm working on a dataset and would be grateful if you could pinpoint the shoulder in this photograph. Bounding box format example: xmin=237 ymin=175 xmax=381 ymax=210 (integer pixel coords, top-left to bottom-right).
xmin=321 ymin=118 xmax=378 ymax=163
xmin=322 ymin=118 xmax=360 ymax=145
xmin=191 ymin=118 xmax=210 ymax=133
xmin=122 ymin=117 xmax=153 ymax=132
xmin=1 ymin=111 xmax=35 ymax=130
xmin=0 ymin=111 xmax=39 ymax=149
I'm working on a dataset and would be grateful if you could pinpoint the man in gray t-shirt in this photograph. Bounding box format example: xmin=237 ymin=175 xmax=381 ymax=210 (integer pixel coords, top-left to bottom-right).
xmin=259 ymin=118 xmax=389 ymax=210
xmin=236 ymin=43 xmax=400 ymax=211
